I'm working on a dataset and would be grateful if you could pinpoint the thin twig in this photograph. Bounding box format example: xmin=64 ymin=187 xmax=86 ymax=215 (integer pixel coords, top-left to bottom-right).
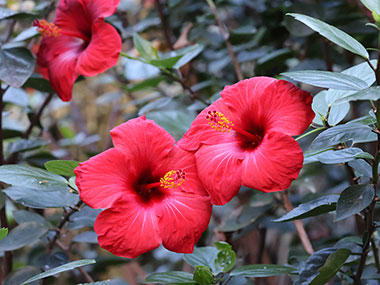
xmin=56 ymin=240 xmax=94 ymax=283
xmin=371 ymin=237 xmax=380 ymax=273
xmin=280 ymin=190 xmax=314 ymax=255
xmin=155 ymin=0 xmax=173 ymax=50
xmin=205 ymin=0 xmax=243 ymax=81
xmin=48 ymin=200 xmax=84 ymax=252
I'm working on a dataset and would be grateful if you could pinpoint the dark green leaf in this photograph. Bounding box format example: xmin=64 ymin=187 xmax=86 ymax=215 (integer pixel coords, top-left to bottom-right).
xmin=45 ymin=160 xmax=79 ymax=177
xmin=4 ymin=266 xmax=41 ymax=285
xmin=309 ymin=123 xmax=376 ymax=152
xmin=296 ymin=248 xmax=336 ymax=285
xmin=0 ymin=228 xmax=8 ymax=241
xmin=149 ymin=55 xmax=183 ymax=68
xmin=274 ymin=195 xmax=338 ymax=222
xmin=348 ymin=159 xmax=372 ymax=177
xmin=0 ymin=47 xmax=35 ymax=87
xmin=133 ymin=33 xmax=159 ymax=61
xmin=335 ymin=184 xmax=375 ymax=221
xmin=304 ymin=148 xmax=365 ymax=164
xmin=184 ymin=246 xmax=219 ymax=273
xmin=193 ymin=266 xmax=214 ymax=285
xmin=3 ymin=87 xmax=28 ymax=107
xmin=12 ymin=27 xmax=40 ymax=42
xmin=0 ymin=222 xmax=47 ymax=251
xmin=22 ymin=259 xmax=96 ymax=284
xmin=287 ymin=13 xmax=369 ymax=59
xmin=23 ymin=75 xmax=54 ymax=93
xmin=7 ymin=139 xmax=47 ymax=154
xmin=0 ymin=7 xmax=36 ymax=20
xmin=68 ymin=206 xmax=101 ymax=230
xmin=173 ymin=44 xmax=204 ymax=69
xmin=310 ymin=249 xmax=351 ymax=285
xmin=214 ymin=242 xmax=236 ymax=273
xmin=281 ymin=70 xmax=368 ymax=91
xmin=125 ymin=76 xmax=166 ymax=92
xmin=230 ymin=264 xmax=296 ymax=277
xmin=13 ymin=210 xmax=51 ymax=228
xmin=4 ymin=185 xmax=79 ymax=208
xmin=144 ymin=272 xmax=196 ymax=284
xmin=72 ymin=231 xmax=98 ymax=244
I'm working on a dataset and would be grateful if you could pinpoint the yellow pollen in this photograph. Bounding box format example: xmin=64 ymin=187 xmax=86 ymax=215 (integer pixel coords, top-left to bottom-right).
xmin=160 ymin=169 xmax=185 ymax=189
xmin=33 ymin=19 xmax=61 ymax=37
xmin=206 ymin=110 xmax=234 ymax=133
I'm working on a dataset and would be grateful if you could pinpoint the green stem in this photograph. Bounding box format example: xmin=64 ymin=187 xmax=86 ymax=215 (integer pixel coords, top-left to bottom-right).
xmin=295 ymin=127 xmax=326 ymax=141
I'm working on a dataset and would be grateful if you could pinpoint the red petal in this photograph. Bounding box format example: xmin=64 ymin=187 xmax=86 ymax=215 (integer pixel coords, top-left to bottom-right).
xmin=55 ymin=0 xmax=91 ymax=36
xmin=177 ymin=99 xmax=236 ymax=151
xmin=94 ymin=200 xmax=161 ymax=258
xmin=76 ymin=20 xmax=121 ymax=76
xmin=241 ymin=131 xmax=303 ymax=192
xmin=87 ymin=0 xmax=120 ymax=19
xmin=74 ymin=148 xmax=136 ymax=209
xmin=195 ymin=143 xmax=244 ymax=205
xmin=110 ymin=116 xmax=175 ymax=172
xmin=156 ymin=192 xmax=212 ymax=253
xmin=222 ymin=77 xmax=314 ymax=136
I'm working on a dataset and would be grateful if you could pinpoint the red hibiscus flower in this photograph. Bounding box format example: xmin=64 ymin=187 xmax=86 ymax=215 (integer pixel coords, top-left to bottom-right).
xmin=33 ymin=0 xmax=122 ymax=101
xmin=74 ymin=116 xmax=212 ymax=258
xmin=177 ymin=77 xmax=314 ymax=205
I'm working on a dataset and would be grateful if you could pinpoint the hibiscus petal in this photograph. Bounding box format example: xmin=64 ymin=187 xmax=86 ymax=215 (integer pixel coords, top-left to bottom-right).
xmin=111 ymin=116 xmax=175 ymax=171
xmin=241 ymin=131 xmax=303 ymax=192
xmin=155 ymin=192 xmax=212 ymax=253
xmin=55 ymin=0 xmax=91 ymax=36
xmin=222 ymin=77 xmax=314 ymax=136
xmin=87 ymin=0 xmax=120 ymax=19
xmin=74 ymin=148 xmax=136 ymax=209
xmin=195 ymin=143 xmax=244 ymax=205
xmin=95 ymin=200 xmax=161 ymax=258
xmin=76 ymin=20 xmax=121 ymax=76
xmin=177 ymin=99 xmax=236 ymax=152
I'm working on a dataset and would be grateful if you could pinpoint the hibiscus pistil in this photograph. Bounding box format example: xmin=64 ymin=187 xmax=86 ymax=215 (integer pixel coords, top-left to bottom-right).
xmin=33 ymin=19 xmax=90 ymax=41
xmin=206 ymin=110 xmax=262 ymax=144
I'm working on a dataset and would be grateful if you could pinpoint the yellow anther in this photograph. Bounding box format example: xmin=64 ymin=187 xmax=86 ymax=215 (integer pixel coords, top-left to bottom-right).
xmin=206 ymin=110 xmax=234 ymax=133
xmin=160 ymin=169 xmax=185 ymax=189
xmin=33 ymin=19 xmax=61 ymax=37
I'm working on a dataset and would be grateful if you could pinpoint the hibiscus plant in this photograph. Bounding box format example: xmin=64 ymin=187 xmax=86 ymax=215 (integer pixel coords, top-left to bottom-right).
xmin=2 ymin=0 xmax=380 ymax=284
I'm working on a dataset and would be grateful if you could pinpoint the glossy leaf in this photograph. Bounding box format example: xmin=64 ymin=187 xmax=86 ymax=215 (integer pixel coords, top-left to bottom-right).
xmin=296 ymin=248 xmax=336 ymax=285
xmin=274 ymin=195 xmax=339 ymax=222
xmin=231 ymin=264 xmax=296 ymax=277
xmin=45 ymin=160 xmax=80 ymax=177
xmin=214 ymin=242 xmax=236 ymax=273
xmin=0 ymin=222 xmax=47 ymax=251
xmin=23 ymin=75 xmax=54 ymax=93
xmin=149 ymin=55 xmax=183 ymax=69
xmin=281 ymin=70 xmax=368 ymax=91
xmin=333 ymin=87 xmax=380 ymax=105
xmin=173 ymin=44 xmax=204 ymax=69
xmin=0 ymin=47 xmax=35 ymax=87
xmin=184 ymin=246 xmax=219 ymax=273
xmin=72 ymin=231 xmax=98 ymax=244
xmin=144 ymin=272 xmax=196 ymax=284
xmin=13 ymin=210 xmax=51 ymax=228
xmin=310 ymin=249 xmax=351 ymax=285
xmin=335 ymin=184 xmax=375 ymax=221
xmin=287 ymin=13 xmax=369 ymax=59
xmin=7 ymin=139 xmax=48 ymax=154
xmin=360 ymin=0 xmax=380 ymax=15
xmin=133 ymin=33 xmax=159 ymax=61
xmin=22 ymin=259 xmax=96 ymax=284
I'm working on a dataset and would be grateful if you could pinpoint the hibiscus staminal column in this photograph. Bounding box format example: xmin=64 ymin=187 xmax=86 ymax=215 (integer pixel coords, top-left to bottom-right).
xmin=33 ymin=19 xmax=90 ymax=41
xmin=141 ymin=169 xmax=185 ymax=194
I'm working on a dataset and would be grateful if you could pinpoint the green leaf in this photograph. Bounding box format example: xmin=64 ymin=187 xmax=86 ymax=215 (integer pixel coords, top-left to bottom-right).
xmin=144 ymin=272 xmax=197 ymax=284
xmin=0 ymin=7 xmax=36 ymax=20
xmin=4 ymin=186 xmax=79 ymax=208
xmin=193 ymin=266 xmax=214 ymax=285
xmin=305 ymin=147 xmax=365 ymax=164
xmin=309 ymin=123 xmax=376 ymax=152
xmin=13 ymin=210 xmax=51 ymax=228
xmin=7 ymin=139 xmax=48 ymax=154
xmin=45 ymin=160 xmax=80 ymax=177
xmin=22 ymin=259 xmax=96 ymax=284
xmin=274 ymin=195 xmax=339 ymax=222
xmin=281 ymin=70 xmax=368 ymax=91
xmin=173 ymin=44 xmax=204 ymax=69
xmin=12 ymin=27 xmax=40 ymax=42
xmin=287 ymin=13 xmax=369 ymax=59
xmin=310 ymin=249 xmax=351 ymax=285
xmin=0 ymin=228 xmax=8 ymax=241
xmin=184 ymin=246 xmax=219 ymax=273
xmin=230 ymin=264 xmax=296 ymax=277
xmin=149 ymin=55 xmax=183 ymax=68
xmin=0 ymin=222 xmax=48 ymax=251
xmin=23 ymin=75 xmax=54 ymax=93
xmin=4 ymin=87 xmax=29 ymax=107
xmin=297 ymin=248 xmax=336 ymax=284
xmin=4 ymin=266 xmax=41 ymax=285
xmin=360 ymin=0 xmax=380 ymax=15
xmin=214 ymin=241 xmax=236 ymax=273
xmin=335 ymin=184 xmax=375 ymax=221
xmin=333 ymin=87 xmax=380 ymax=105
xmin=125 ymin=76 xmax=166 ymax=92
xmin=133 ymin=33 xmax=159 ymax=61
xmin=348 ymin=159 xmax=372 ymax=177
xmin=0 ymin=165 xmax=67 ymax=189
xmin=0 ymin=47 xmax=35 ymax=88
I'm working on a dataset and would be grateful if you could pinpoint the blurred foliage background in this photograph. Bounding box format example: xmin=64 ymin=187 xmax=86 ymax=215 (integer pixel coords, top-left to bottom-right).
xmin=0 ymin=0 xmax=379 ymax=284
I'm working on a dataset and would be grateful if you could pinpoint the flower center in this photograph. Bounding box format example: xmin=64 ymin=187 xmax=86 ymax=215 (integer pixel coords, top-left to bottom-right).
xmin=143 ymin=169 xmax=186 ymax=191
xmin=206 ymin=110 xmax=262 ymax=144
xmin=33 ymin=19 xmax=90 ymax=42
